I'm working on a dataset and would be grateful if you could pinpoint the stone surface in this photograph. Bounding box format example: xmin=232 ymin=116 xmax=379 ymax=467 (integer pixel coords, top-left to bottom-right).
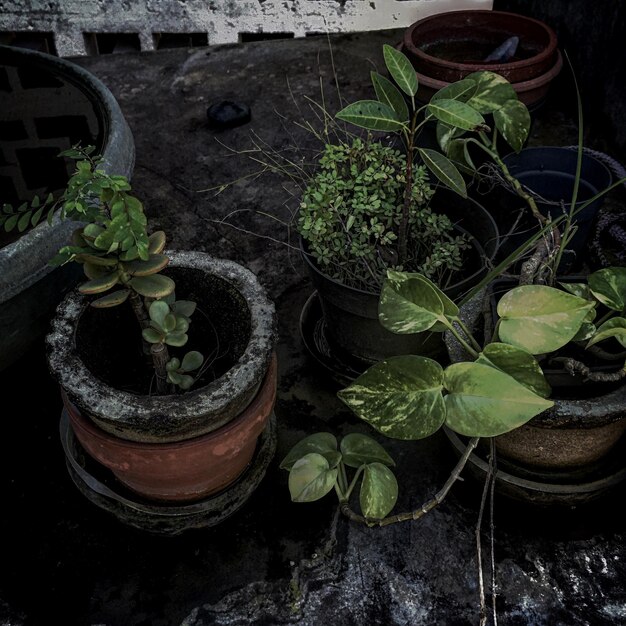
xmin=0 ymin=32 xmax=625 ymax=626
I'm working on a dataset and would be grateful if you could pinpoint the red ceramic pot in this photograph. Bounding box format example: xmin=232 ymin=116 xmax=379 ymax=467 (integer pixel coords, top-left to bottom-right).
xmin=65 ymin=354 xmax=278 ymax=503
xmin=402 ymin=10 xmax=558 ymax=84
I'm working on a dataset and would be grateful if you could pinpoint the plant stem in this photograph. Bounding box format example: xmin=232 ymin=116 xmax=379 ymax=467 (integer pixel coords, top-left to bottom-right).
xmin=337 ymin=462 xmax=349 ymax=496
xmin=150 ymin=343 xmax=170 ymax=394
xmin=399 ymin=112 xmax=418 ymax=265
xmin=457 ymin=318 xmax=482 ymax=353
xmin=339 ymin=437 xmax=480 ymax=527
xmin=445 ymin=320 xmax=480 ymax=359
xmin=344 ymin=466 xmax=365 ymax=500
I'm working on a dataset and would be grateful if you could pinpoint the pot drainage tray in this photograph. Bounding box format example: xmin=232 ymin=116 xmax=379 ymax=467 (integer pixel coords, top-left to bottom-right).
xmin=60 ymin=409 xmax=277 ymax=536
xmin=445 ymin=427 xmax=626 ymax=507
xmin=299 ymin=291 xmax=370 ymax=386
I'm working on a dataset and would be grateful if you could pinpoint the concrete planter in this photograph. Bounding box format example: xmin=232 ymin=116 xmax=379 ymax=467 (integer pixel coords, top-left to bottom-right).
xmin=0 ymin=45 xmax=134 ymax=371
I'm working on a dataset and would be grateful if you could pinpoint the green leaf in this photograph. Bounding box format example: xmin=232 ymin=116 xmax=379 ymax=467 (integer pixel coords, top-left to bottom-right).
xmin=130 ymin=274 xmax=175 ymax=298
xmin=465 ymin=71 xmax=518 ymax=114
xmin=340 ymin=433 xmax=395 ymax=469
xmin=148 ymin=230 xmax=167 ymax=254
xmin=166 ymin=358 xmax=181 ymax=372
xmin=168 ymin=371 xmax=183 ymax=385
xmin=336 ymin=100 xmax=405 ymax=132
xmin=171 ymin=300 xmax=197 ymax=318
xmin=436 ymin=122 xmax=464 ymax=153
xmin=181 ymin=350 xmax=204 ymax=372
xmin=493 ymin=99 xmax=530 ymax=153
xmin=338 ymin=355 xmax=445 ymax=440
xmin=383 ymin=43 xmax=418 ymax=97
xmin=17 ymin=210 xmax=32 ymax=232
xmin=559 ymin=282 xmax=593 ymax=300
xmin=446 ymin=138 xmax=477 ymax=176
xmin=142 ymin=327 xmax=163 ymax=344
xmin=164 ymin=331 xmax=188 ymax=347
xmin=74 ymin=252 xmax=118 ymax=267
xmin=371 ymin=71 xmax=409 ymax=122
xmin=78 ymin=272 xmax=120 ymax=295
xmin=123 ymin=253 xmax=169 ymax=276
xmin=177 ymin=374 xmax=195 ymax=390
xmin=587 ymin=317 xmax=626 ymax=349
xmin=427 ymin=99 xmax=486 ymax=131
xmin=476 ymin=342 xmax=551 ymax=398
xmin=90 ymin=289 xmax=130 ymax=308
xmin=444 ymin=362 xmax=554 ymax=437
xmin=497 ymin=285 xmax=595 ymax=354
xmin=175 ymin=316 xmax=190 ymax=333
xmin=280 ymin=433 xmax=338 ymax=470
xmin=431 ymin=78 xmax=477 ymax=103
xmin=588 ymin=267 xmax=626 ymax=311
xmin=149 ymin=300 xmax=170 ymax=328
xmin=288 ymin=453 xmax=338 ymax=502
xmin=417 ymin=148 xmax=467 ymax=198
xmin=163 ymin=312 xmax=177 ymax=332
xmin=4 ymin=214 xmax=19 ymax=232
xmin=379 ymin=270 xmax=445 ymax=334
xmin=360 ymin=463 xmax=398 ymax=519
xmin=573 ymin=321 xmax=596 ymax=342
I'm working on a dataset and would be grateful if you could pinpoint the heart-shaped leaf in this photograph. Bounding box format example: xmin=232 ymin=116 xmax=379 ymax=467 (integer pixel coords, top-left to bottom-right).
xmin=587 ymin=317 xmax=626 ymax=348
xmin=280 ymin=433 xmax=338 ymax=470
xmin=476 ymin=342 xmax=551 ymax=398
xmin=588 ymin=267 xmax=626 ymax=311
xmin=559 ymin=282 xmax=593 ymax=300
xmin=444 ymin=362 xmax=553 ymax=437
xmin=497 ymin=285 xmax=595 ymax=354
xmin=338 ymin=355 xmax=445 ymax=440
xmin=371 ymin=71 xmax=409 ymax=122
xmin=465 ymin=71 xmax=518 ymax=114
xmin=379 ymin=270 xmax=446 ymax=334
xmin=383 ymin=44 xmax=418 ymax=97
xmin=427 ymin=99 xmax=486 ymax=131
xmin=360 ymin=463 xmax=398 ymax=519
xmin=417 ymin=148 xmax=467 ymax=198
xmin=336 ymin=100 xmax=405 ymax=132
xmin=288 ymin=453 xmax=338 ymax=502
xmin=493 ymin=99 xmax=530 ymax=153
xmin=340 ymin=433 xmax=395 ymax=468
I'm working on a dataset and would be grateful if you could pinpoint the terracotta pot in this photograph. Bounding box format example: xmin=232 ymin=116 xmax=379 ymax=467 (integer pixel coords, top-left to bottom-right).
xmin=402 ymin=10 xmax=558 ymax=84
xmin=65 ymin=354 xmax=277 ymax=502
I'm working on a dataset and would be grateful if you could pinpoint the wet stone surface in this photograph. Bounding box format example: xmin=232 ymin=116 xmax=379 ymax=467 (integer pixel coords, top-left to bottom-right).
xmin=1 ymin=32 xmax=626 ymax=626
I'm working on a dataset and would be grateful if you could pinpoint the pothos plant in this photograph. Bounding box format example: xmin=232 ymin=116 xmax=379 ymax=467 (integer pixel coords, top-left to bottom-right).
xmin=1 ymin=145 xmax=205 ymax=393
xmin=283 ymin=265 xmax=626 ymax=521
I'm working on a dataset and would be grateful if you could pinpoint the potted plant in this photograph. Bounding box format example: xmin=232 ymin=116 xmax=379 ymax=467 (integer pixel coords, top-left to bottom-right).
xmin=0 ymin=44 xmax=135 ymax=372
xmin=6 ymin=145 xmax=277 ymax=532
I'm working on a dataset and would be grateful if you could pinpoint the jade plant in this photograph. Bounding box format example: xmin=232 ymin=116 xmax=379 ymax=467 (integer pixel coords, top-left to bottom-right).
xmin=283 ymin=265 xmax=626 ymax=520
xmin=1 ymin=145 xmax=204 ymax=393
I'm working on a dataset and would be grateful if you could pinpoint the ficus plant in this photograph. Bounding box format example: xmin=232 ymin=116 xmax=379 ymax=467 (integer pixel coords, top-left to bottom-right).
xmin=283 ymin=265 xmax=626 ymax=521
xmin=335 ymin=44 xmax=533 ymax=266
xmin=1 ymin=145 xmax=204 ymax=394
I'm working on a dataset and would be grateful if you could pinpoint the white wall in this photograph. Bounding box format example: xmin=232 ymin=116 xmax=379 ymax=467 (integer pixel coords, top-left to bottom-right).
xmin=0 ymin=0 xmax=493 ymax=57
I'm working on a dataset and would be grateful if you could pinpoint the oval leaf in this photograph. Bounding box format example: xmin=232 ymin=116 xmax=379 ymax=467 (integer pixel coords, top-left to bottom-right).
xmin=465 ymin=71 xmax=518 ymax=114
xmin=588 ymin=267 xmax=626 ymax=311
xmin=280 ymin=433 xmax=338 ymax=470
xmin=149 ymin=300 xmax=170 ymax=328
xmin=340 ymin=433 xmax=395 ymax=469
xmin=436 ymin=122 xmax=465 ymax=153
xmin=130 ymin=274 xmax=175 ymax=298
xmin=476 ymin=342 xmax=551 ymax=398
xmin=379 ymin=270 xmax=445 ymax=334
xmin=172 ymin=300 xmax=197 ymax=318
xmin=587 ymin=317 xmax=626 ymax=349
xmin=417 ymin=148 xmax=467 ymax=198
xmin=336 ymin=100 xmax=404 ymax=132
xmin=338 ymin=355 xmax=445 ymax=440
xmin=431 ymin=78 xmax=477 ymax=103
xmin=288 ymin=453 xmax=338 ymax=502
xmin=447 ymin=138 xmax=477 ymax=176
xmin=444 ymin=362 xmax=554 ymax=437
xmin=177 ymin=374 xmax=195 ymax=390
xmin=427 ymin=99 xmax=486 ymax=131
xmin=383 ymin=43 xmax=418 ymax=97
xmin=142 ymin=327 xmax=163 ymax=344
xmin=493 ymin=99 xmax=530 ymax=153
xmin=181 ymin=350 xmax=204 ymax=372
xmin=78 ymin=271 xmax=120 ymax=295
xmin=164 ymin=331 xmax=188 ymax=347
xmin=90 ymin=289 xmax=130 ymax=308
xmin=148 ymin=230 xmax=167 ymax=254
xmin=371 ymin=71 xmax=409 ymax=122
xmin=123 ymin=253 xmax=169 ymax=276
xmin=360 ymin=463 xmax=398 ymax=519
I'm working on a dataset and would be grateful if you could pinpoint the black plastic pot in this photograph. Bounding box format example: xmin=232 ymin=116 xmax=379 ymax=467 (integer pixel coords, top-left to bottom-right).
xmin=301 ymin=188 xmax=499 ymax=366
xmin=491 ymin=147 xmax=612 ymax=268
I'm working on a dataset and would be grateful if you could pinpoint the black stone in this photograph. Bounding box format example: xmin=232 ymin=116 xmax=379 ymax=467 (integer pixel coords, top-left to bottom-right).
xmin=206 ymin=100 xmax=251 ymax=129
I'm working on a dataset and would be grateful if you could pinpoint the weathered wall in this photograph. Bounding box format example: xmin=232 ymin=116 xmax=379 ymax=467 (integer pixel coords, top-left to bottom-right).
xmin=0 ymin=0 xmax=492 ymax=57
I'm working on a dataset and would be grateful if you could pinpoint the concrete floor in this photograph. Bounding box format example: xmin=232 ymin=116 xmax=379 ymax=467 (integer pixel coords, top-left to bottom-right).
xmin=1 ymin=32 xmax=625 ymax=626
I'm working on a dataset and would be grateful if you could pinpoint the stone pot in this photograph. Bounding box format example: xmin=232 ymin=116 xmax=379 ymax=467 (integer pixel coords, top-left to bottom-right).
xmin=301 ymin=188 xmax=499 ymax=366
xmin=64 ymin=354 xmax=277 ymax=502
xmin=402 ymin=10 xmax=558 ymax=84
xmin=47 ymin=251 xmax=277 ymax=504
xmin=445 ymin=285 xmax=626 ymax=473
xmin=0 ymin=45 xmax=135 ymax=371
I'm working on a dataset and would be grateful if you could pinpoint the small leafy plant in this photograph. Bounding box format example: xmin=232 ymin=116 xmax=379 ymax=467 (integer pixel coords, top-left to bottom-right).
xmin=299 ymin=137 xmax=468 ymax=289
xmin=2 ymin=145 xmax=205 ymax=394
